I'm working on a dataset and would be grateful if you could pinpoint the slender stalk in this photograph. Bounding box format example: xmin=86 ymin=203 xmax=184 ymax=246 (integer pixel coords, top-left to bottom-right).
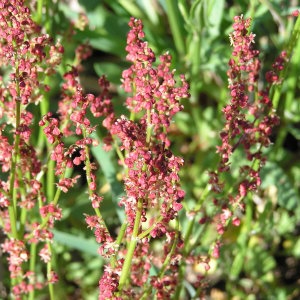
xmin=141 ymin=220 xmax=180 ymax=300
xmin=110 ymin=221 xmax=128 ymax=268
xmin=182 ymin=218 xmax=195 ymax=256
xmin=7 ymin=206 xmax=18 ymax=239
xmin=28 ymin=243 xmax=37 ymax=300
xmin=173 ymin=217 xmax=194 ymax=299
xmin=47 ymin=159 xmax=55 ymax=202
xmin=8 ymin=61 xmax=22 ymax=239
xmin=138 ymin=215 xmax=163 ymax=239
xmin=82 ymin=130 xmax=109 ymax=233
xmin=47 ymin=242 xmax=55 ymax=300
xmin=118 ymin=198 xmax=143 ymax=290
xmin=19 ymin=202 xmax=27 ymax=238
xmin=37 ymin=83 xmax=50 ymax=154
xmin=113 ymin=138 xmax=125 ymax=166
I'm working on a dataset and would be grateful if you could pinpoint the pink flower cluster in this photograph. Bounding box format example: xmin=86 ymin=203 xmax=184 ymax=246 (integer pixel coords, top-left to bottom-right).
xmin=205 ymin=15 xmax=280 ymax=264
xmin=122 ymin=18 xmax=189 ymax=146
xmin=0 ymin=0 xmax=63 ymax=297
xmin=98 ymin=18 xmax=189 ymax=298
xmin=116 ymin=18 xmax=189 ymax=235
xmin=218 ymin=15 xmax=280 ymax=195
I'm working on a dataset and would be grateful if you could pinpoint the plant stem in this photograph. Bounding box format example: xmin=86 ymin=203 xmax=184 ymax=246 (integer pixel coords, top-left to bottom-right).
xmin=141 ymin=219 xmax=180 ymax=300
xmin=8 ymin=71 xmax=22 ymax=239
xmin=138 ymin=215 xmax=163 ymax=239
xmin=37 ymin=84 xmax=50 ymax=154
xmin=28 ymin=243 xmax=37 ymax=300
xmin=118 ymin=198 xmax=143 ymax=290
xmin=47 ymin=159 xmax=55 ymax=202
xmin=173 ymin=217 xmax=194 ymax=299
xmin=110 ymin=221 xmax=128 ymax=268
xmin=82 ymin=133 xmax=109 ymax=233
xmin=47 ymin=241 xmax=55 ymax=300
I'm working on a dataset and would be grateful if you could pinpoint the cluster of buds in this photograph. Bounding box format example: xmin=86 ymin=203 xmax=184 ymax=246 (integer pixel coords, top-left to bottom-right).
xmin=117 ymin=18 xmax=189 ymax=234
xmin=0 ymin=0 xmax=63 ymax=298
xmin=204 ymin=15 xmax=281 ymax=271
xmin=98 ymin=18 xmax=189 ymax=298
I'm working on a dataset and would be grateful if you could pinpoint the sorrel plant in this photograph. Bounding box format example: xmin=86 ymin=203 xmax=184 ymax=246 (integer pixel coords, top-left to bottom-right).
xmin=0 ymin=1 xmax=300 ymax=299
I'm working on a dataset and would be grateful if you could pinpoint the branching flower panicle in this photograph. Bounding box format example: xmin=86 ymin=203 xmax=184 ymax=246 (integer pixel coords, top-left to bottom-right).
xmin=205 ymin=14 xmax=280 ymax=273
xmin=99 ymin=17 xmax=189 ymax=298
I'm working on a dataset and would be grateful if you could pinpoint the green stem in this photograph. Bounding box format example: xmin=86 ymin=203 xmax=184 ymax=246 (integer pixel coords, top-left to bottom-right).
xmin=118 ymin=198 xmax=143 ymax=290
xmin=182 ymin=218 xmax=195 ymax=255
xmin=47 ymin=242 xmax=55 ymax=300
xmin=28 ymin=243 xmax=37 ymax=300
xmin=82 ymin=129 xmax=111 ymax=242
xmin=8 ymin=49 xmax=25 ymax=239
xmin=26 ymin=169 xmax=66 ymax=241
xmin=52 ymin=179 xmax=62 ymax=206
xmin=173 ymin=217 xmax=195 ymax=299
xmin=37 ymin=84 xmax=50 ymax=154
xmin=8 ymin=99 xmax=21 ymax=239
xmin=113 ymin=138 xmax=125 ymax=166
xmin=47 ymin=158 xmax=55 ymax=202
xmin=141 ymin=220 xmax=180 ymax=300
xmin=110 ymin=221 xmax=128 ymax=268
xmin=129 ymin=111 xmax=135 ymax=121
xmin=19 ymin=203 xmax=27 ymax=238
xmin=7 ymin=206 xmax=18 ymax=239
xmin=138 ymin=215 xmax=163 ymax=239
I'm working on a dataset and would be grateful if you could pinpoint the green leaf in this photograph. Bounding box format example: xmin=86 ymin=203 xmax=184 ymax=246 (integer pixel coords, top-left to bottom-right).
xmin=75 ymin=29 xmax=126 ymax=56
xmin=174 ymin=111 xmax=194 ymax=135
xmin=206 ymin=0 xmax=225 ymax=37
xmin=94 ymin=62 xmax=129 ymax=85
xmin=52 ymin=230 xmax=99 ymax=256
xmin=260 ymin=162 xmax=300 ymax=210
xmin=118 ymin=0 xmax=145 ymax=19
xmin=289 ymin=125 xmax=300 ymax=139
xmin=91 ymin=133 xmax=125 ymax=222
xmin=293 ymin=238 xmax=300 ymax=257
xmin=138 ymin=0 xmax=160 ymax=25
xmin=74 ymin=6 xmax=128 ymax=56
xmin=230 ymin=250 xmax=245 ymax=280
xmin=276 ymin=210 xmax=296 ymax=235
xmin=78 ymin=0 xmax=101 ymax=12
